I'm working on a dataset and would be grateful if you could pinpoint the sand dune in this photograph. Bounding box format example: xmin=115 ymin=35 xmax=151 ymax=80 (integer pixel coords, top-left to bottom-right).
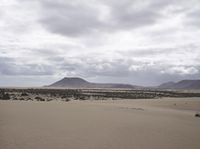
xmin=0 ymin=98 xmax=200 ymax=149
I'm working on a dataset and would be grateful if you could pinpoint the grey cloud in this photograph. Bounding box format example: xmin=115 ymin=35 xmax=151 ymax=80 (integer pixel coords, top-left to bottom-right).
xmin=186 ymin=8 xmax=200 ymax=28
xmin=88 ymin=61 xmax=199 ymax=86
xmin=39 ymin=0 xmax=102 ymax=36
xmin=45 ymin=55 xmax=200 ymax=85
xmin=37 ymin=0 xmax=198 ymax=37
xmin=0 ymin=57 xmax=16 ymax=75
xmin=46 ymin=56 xmax=133 ymax=78
xmin=31 ymin=49 xmax=60 ymax=56
xmin=117 ymin=44 xmax=200 ymax=68
xmin=0 ymin=56 xmax=54 ymax=76
xmin=1 ymin=0 xmax=200 ymax=86
xmin=106 ymin=0 xmax=161 ymax=29
xmin=37 ymin=0 xmax=164 ymax=37
xmin=118 ymin=48 xmax=175 ymax=57
xmin=1 ymin=50 xmax=200 ymax=85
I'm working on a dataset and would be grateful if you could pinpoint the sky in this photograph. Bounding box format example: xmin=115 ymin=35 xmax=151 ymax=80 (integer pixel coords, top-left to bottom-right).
xmin=0 ymin=0 xmax=200 ymax=87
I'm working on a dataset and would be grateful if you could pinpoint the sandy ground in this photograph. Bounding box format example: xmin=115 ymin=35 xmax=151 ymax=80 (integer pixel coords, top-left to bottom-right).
xmin=0 ymin=98 xmax=200 ymax=149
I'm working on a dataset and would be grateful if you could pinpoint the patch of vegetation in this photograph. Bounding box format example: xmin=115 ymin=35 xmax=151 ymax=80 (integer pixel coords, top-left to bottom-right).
xmin=35 ymin=96 xmax=45 ymax=101
xmin=195 ymin=113 xmax=200 ymax=118
xmin=19 ymin=98 xmax=25 ymax=101
xmin=65 ymin=98 xmax=70 ymax=102
xmin=1 ymin=88 xmax=200 ymax=102
xmin=47 ymin=98 xmax=53 ymax=102
xmin=0 ymin=89 xmax=10 ymax=100
xmin=27 ymin=98 xmax=33 ymax=101
xmin=21 ymin=92 xmax=29 ymax=96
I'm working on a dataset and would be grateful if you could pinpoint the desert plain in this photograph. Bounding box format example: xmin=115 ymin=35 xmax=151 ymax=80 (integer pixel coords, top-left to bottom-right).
xmin=0 ymin=97 xmax=200 ymax=149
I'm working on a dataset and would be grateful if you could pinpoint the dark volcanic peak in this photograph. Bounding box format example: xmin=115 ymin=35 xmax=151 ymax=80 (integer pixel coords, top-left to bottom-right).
xmin=48 ymin=77 xmax=136 ymax=89
xmin=158 ymin=80 xmax=200 ymax=89
xmin=49 ymin=77 xmax=90 ymax=88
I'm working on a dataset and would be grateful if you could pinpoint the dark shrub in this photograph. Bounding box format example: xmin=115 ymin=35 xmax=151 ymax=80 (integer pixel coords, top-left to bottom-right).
xmin=3 ymin=93 xmax=10 ymax=100
xmin=0 ymin=90 xmax=10 ymax=100
xmin=35 ymin=96 xmax=45 ymax=101
xmin=47 ymin=98 xmax=53 ymax=102
xmin=195 ymin=113 xmax=200 ymax=118
xmin=35 ymin=96 xmax=42 ymax=100
xmin=61 ymin=95 xmax=67 ymax=99
xmin=27 ymin=98 xmax=33 ymax=101
xmin=79 ymin=95 xmax=88 ymax=100
xmin=65 ymin=98 xmax=70 ymax=102
xmin=21 ymin=92 xmax=28 ymax=96
xmin=19 ymin=98 xmax=25 ymax=101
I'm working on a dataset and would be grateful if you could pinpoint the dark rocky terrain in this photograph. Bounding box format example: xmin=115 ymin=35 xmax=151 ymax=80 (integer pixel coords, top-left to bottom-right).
xmin=1 ymin=88 xmax=200 ymax=102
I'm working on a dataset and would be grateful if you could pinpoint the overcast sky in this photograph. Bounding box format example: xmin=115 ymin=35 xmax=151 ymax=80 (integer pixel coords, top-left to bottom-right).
xmin=0 ymin=0 xmax=200 ymax=87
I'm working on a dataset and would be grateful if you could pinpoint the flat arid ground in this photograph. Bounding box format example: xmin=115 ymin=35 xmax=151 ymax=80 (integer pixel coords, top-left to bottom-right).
xmin=0 ymin=98 xmax=200 ymax=149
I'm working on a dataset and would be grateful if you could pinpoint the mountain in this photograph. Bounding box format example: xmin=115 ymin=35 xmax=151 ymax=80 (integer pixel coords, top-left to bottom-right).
xmin=158 ymin=80 xmax=200 ymax=89
xmin=158 ymin=81 xmax=176 ymax=89
xmin=48 ymin=77 xmax=90 ymax=88
xmin=48 ymin=77 xmax=136 ymax=89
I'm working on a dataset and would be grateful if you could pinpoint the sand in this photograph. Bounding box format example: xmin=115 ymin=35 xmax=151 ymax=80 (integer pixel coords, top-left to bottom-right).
xmin=0 ymin=98 xmax=200 ymax=149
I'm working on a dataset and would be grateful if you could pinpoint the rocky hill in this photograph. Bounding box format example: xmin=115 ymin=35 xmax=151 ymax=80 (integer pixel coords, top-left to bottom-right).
xmin=48 ymin=77 xmax=136 ymax=89
xmin=158 ymin=80 xmax=200 ymax=89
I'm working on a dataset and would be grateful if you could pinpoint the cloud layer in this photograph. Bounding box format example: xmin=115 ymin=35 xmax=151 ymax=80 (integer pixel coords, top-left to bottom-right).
xmin=0 ymin=0 xmax=200 ymax=86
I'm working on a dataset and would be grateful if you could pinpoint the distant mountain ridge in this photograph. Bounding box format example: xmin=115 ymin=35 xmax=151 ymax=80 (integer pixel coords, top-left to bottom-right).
xmin=48 ymin=77 xmax=136 ymax=89
xmin=48 ymin=78 xmax=200 ymax=89
xmin=158 ymin=80 xmax=200 ymax=89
